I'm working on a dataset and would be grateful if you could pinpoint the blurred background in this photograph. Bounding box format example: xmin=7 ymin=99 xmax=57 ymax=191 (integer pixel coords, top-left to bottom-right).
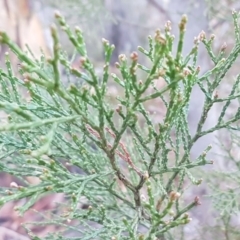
xmin=0 ymin=0 xmax=240 ymax=239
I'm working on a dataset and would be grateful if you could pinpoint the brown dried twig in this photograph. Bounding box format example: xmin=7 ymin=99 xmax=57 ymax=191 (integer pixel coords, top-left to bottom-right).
xmin=86 ymin=125 xmax=143 ymax=177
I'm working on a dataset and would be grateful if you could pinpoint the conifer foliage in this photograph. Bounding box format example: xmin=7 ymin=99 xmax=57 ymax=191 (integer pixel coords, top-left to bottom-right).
xmin=0 ymin=10 xmax=240 ymax=239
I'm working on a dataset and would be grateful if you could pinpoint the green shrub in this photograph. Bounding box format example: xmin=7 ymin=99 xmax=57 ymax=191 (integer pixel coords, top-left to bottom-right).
xmin=0 ymin=10 xmax=240 ymax=240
